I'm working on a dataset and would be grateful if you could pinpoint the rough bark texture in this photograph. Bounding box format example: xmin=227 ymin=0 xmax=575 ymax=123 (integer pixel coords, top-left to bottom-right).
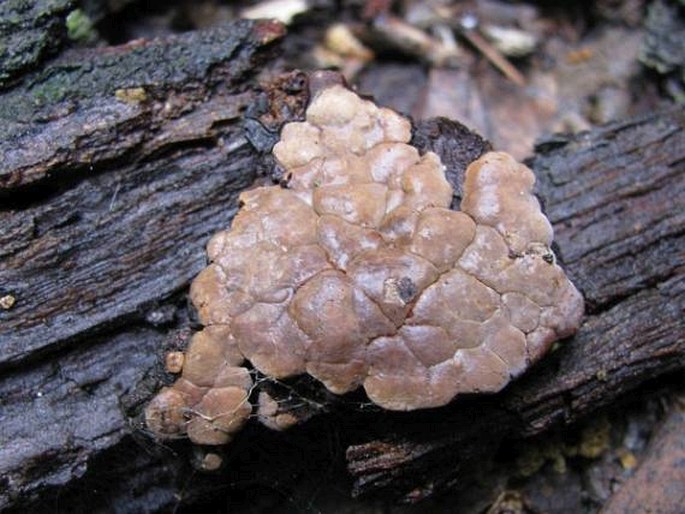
xmin=0 ymin=18 xmax=288 ymax=511
xmin=0 ymin=0 xmax=75 ymax=90
xmin=1 ymin=13 xmax=684 ymax=513
xmin=0 ymin=19 xmax=285 ymax=367
xmin=347 ymin=109 xmax=685 ymax=500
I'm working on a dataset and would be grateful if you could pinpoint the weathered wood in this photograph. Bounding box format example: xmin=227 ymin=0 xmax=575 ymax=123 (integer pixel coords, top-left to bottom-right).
xmin=347 ymin=109 xmax=685 ymax=500
xmin=0 ymin=19 xmax=285 ymax=369
xmin=0 ymin=18 xmax=285 ymax=191
xmin=0 ymin=19 xmax=287 ymax=510
xmin=1 ymin=14 xmax=684 ymax=511
xmin=532 ymin=113 xmax=685 ymax=309
xmin=0 ymin=327 xmax=164 ymax=510
xmin=0 ymin=0 xmax=75 ymax=89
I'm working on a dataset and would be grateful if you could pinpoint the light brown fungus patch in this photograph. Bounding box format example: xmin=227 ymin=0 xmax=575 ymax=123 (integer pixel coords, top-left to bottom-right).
xmin=145 ymin=84 xmax=584 ymax=445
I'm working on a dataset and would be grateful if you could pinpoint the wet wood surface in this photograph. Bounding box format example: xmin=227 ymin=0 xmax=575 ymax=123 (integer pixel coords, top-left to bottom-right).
xmin=347 ymin=109 xmax=685 ymax=499
xmin=1 ymin=9 xmax=683 ymax=512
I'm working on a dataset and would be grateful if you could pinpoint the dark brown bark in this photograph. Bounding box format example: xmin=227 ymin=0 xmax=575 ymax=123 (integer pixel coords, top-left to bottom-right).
xmin=0 ymin=19 xmax=285 ymax=367
xmin=0 ymin=18 xmax=288 ymax=511
xmin=0 ymin=13 xmax=683 ymax=512
xmin=347 ymin=109 xmax=685 ymax=500
xmin=0 ymin=0 xmax=75 ymax=90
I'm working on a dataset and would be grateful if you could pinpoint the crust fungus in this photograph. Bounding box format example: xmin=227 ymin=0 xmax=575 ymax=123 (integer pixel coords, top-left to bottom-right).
xmin=145 ymin=81 xmax=584 ymax=447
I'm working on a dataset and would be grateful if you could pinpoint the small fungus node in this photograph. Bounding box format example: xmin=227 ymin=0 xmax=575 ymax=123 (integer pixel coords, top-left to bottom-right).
xmin=164 ymin=351 xmax=185 ymax=374
xmin=145 ymin=77 xmax=584 ymax=448
xmin=0 ymin=294 xmax=16 ymax=310
xmin=114 ymin=87 xmax=147 ymax=104
xmin=199 ymin=451 xmax=224 ymax=472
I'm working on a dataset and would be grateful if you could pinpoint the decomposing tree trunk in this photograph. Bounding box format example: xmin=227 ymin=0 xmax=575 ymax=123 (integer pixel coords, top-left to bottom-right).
xmin=0 ymin=8 xmax=683 ymax=513
xmin=0 ymin=0 xmax=75 ymax=89
xmin=0 ymin=16 xmax=290 ymax=512
xmin=347 ymin=110 xmax=685 ymax=500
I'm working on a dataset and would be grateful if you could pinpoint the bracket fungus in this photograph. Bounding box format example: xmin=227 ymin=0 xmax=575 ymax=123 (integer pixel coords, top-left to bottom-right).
xmin=145 ymin=81 xmax=584 ymax=447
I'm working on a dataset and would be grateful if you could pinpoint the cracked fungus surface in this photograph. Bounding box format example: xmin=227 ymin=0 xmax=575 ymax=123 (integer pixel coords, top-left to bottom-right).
xmin=146 ymin=85 xmax=584 ymax=446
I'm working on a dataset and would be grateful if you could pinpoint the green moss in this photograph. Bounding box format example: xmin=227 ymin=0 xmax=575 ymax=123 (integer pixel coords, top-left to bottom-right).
xmin=30 ymin=70 xmax=73 ymax=105
xmin=66 ymin=9 xmax=95 ymax=42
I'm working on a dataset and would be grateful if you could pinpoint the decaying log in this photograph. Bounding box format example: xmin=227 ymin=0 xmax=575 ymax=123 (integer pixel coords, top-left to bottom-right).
xmin=0 ymin=0 xmax=75 ymax=90
xmin=1 ymin=11 xmax=684 ymax=512
xmin=0 ymin=19 xmax=288 ymax=511
xmin=0 ymin=18 xmax=285 ymax=366
xmin=347 ymin=109 xmax=685 ymax=500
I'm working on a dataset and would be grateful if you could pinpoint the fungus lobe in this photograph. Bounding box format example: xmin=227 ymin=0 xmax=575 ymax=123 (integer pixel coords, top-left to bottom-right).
xmin=145 ymin=80 xmax=584 ymax=446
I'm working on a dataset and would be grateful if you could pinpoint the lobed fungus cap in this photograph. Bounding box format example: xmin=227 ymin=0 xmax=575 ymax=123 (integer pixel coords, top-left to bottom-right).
xmin=146 ymin=81 xmax=584 ymax=445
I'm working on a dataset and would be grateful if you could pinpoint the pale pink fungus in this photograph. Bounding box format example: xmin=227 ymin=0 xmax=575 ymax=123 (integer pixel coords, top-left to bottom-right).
xmin=145 ymin=83 xmax=584 ymax=445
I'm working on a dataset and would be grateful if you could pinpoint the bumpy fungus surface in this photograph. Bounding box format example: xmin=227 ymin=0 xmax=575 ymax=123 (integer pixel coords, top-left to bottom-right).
xmin=145 ymin=85 xmax=584 ymax=445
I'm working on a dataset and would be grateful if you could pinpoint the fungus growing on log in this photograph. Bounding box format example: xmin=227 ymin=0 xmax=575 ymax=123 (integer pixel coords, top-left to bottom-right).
xmin=145 ymin=81 xmax=584 ymax=446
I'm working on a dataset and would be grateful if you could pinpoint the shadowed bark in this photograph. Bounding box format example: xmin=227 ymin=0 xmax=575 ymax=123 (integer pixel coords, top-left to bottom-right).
xmin=0 ymin=18 xmax=289 ymax=511
xmin=0 ymin=0 xmax=75 ymax=89
xmin=0 ymin=11 xmax=683 ymax=512
xmin=347 ymin=109 xmax=685 ymax=500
